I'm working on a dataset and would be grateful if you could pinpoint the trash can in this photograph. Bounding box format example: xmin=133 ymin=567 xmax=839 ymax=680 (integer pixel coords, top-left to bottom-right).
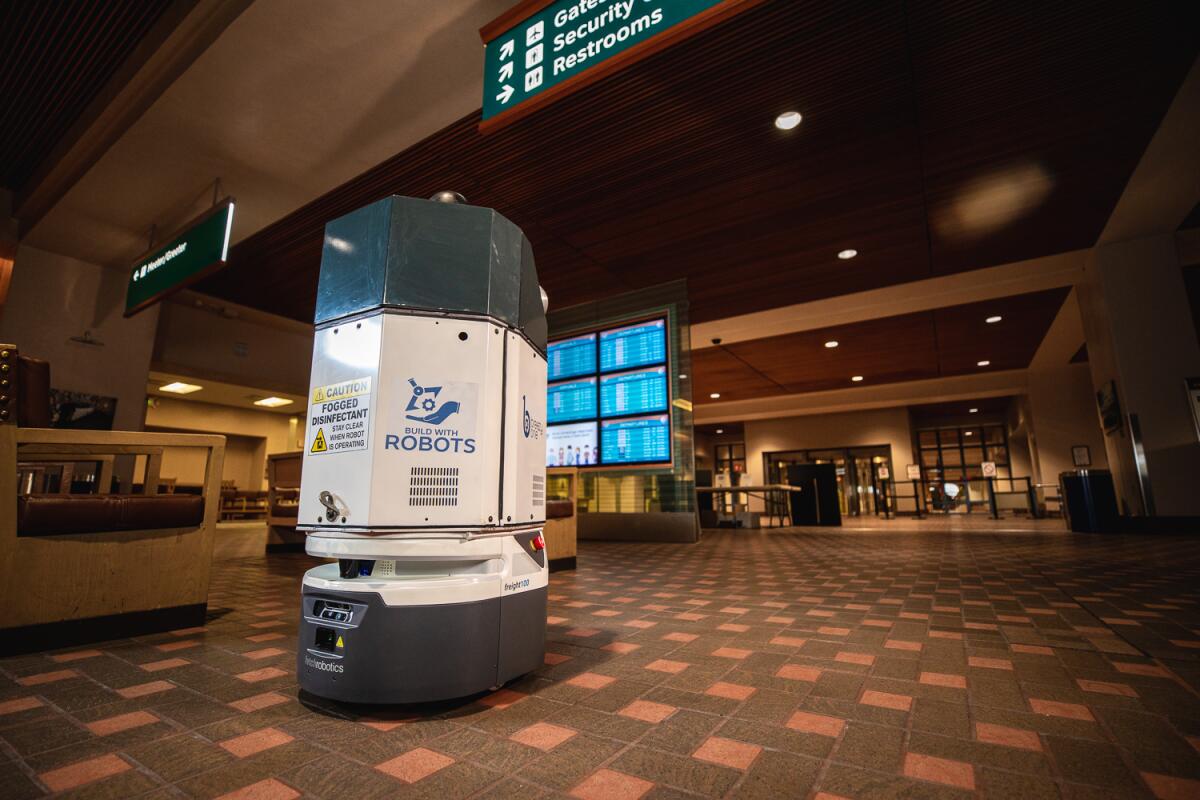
xmin=1060 ymin=470 xmax=1119 ymax=533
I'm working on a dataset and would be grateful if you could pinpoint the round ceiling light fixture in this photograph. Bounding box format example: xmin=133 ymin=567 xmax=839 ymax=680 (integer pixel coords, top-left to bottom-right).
xmin=986 ymin=315 xmax=1002 ymax=324
xmin=715 ymin=428 xmax=724 ymax=434
xmin=977 ymin=360 xmax=991 ymax=367
xmin=824 ymin=340 xmax=839 ymax=348
xmin=851 ymin=375 xmax=864 ymax=382
xmin=710 ymin=392 xmax=721 ymax=399
xmin=775 ymin=111 xmax=802 ymax=130
xmin=837 ymin=249 xmax=858 ymax=260
xmin=969 ymin=407 xmax=979 ymax=413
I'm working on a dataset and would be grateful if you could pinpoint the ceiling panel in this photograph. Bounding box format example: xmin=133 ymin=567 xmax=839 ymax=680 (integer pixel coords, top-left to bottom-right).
xmin=194 ymin=0 xmax=1197 ymax=329
xmin=0 ymin=1 xmax=174 ymax=192
xmin=692 ymin=288 xmax=1068 ymax=403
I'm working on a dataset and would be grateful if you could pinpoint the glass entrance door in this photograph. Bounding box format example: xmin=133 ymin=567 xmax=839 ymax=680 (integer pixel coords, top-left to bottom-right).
xmin=764 ymin=445 xmax=893 ymax=518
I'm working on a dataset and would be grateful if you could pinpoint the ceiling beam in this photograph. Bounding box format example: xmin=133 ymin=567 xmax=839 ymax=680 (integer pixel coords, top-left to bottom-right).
xmin=1029 ymin=288 xmax=1085 ymax=369
xmin=690 ymin=250 xmax=1085 ymax=349
xmin=14 ymin=0 xmax=251 ymax=233
xmin=693 ymin=369 xmax=1028 ymax=424
xmin=1099 ymin=55 xmax=1200 ymax=244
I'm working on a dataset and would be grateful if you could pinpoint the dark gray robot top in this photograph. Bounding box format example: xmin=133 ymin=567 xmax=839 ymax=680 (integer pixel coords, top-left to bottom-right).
xmin=314 ymin=195 xmax=547 ymax=354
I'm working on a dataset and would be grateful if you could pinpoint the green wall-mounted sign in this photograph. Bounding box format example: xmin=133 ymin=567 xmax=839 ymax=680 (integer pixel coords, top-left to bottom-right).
xmin=481 ymin=0 xmax=756 ymax=127
xmin=124 ymin=200 xmax=235 ymax=317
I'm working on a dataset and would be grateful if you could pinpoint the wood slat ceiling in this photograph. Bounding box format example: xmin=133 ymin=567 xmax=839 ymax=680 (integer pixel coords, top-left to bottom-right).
xmin=196 ymin=0 xmax=1197 ymax=327
xmin=0 ymin=0 xmax=174 ymax=192
xmin=691 ymin=288 xmax=1069 ymax=403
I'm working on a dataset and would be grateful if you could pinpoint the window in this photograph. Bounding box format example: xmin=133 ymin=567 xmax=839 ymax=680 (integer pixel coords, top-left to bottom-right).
xmin=916 ymin=423 xmax=1012 ymax=483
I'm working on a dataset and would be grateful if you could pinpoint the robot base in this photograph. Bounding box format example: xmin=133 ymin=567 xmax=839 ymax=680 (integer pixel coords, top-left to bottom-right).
xmin=296 ymin=533 xmax=547 ymax=704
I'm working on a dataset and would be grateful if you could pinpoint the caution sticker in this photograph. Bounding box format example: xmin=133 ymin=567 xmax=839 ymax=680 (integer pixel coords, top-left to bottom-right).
xmin=308 ymin=377 xmax=371 ymax=455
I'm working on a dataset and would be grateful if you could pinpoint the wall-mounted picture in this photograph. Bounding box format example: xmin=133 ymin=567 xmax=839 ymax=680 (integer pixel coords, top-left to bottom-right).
xmin=49 ymin=389 xmax=118 ymax=430
xmin=1095 ymin=381 xmax=1122 ymax=434
xmin=1071 ymin=445 xmax=1091 ymax=467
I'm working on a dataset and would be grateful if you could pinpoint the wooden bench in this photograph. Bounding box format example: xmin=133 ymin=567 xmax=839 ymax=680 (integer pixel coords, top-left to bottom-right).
xmin=1 ymin=345 xmax=226 ymax=654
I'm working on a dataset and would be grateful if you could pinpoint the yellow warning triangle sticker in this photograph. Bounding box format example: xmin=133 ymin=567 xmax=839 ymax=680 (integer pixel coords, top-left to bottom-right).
xmin=336 ymin=635 xmax=344 ymax=648
xmin=310 ymin=428 xmax=328 ymax=453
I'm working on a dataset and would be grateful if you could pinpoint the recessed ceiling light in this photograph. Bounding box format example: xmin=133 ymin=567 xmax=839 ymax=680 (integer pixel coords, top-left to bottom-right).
xmin=715 ymin=428 xmax=724 ymax=434
xmin=710 ymin=392 xmax=721 ymax=399
xmin=977 ymin=360 xmax=991 ymax=367
xmin=774 ymin=111 xmax=802 ymax=130
xmin=969 ymin=407 xmax=979 ymax=413
xmin=965 ymin=431 xmax=974 ymax=436
xmin=159 ymin=382 xmax=202 ymax=394
xmin=824 ymin=340 xmax=839 ymax=349
xmin=851 ymin=375 xmax=864 ymax=382
xmin=985 ymin=315 xmax=1002 ymax=324
xmin=837 ymin=249 xmax=858 ymax=260
xmin=678 ymin=373 xmax=688 ymax=380
xmin=254 ymin=397 xmax=292 ymax=408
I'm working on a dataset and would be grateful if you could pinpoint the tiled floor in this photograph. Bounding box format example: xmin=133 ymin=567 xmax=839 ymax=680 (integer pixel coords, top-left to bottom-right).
xmin=3 ymin=524 xmax=1200 ymax=799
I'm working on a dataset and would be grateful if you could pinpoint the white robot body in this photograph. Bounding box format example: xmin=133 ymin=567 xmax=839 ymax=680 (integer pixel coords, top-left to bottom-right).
xmin=299 ymin=312 xmax=546 ymax=532
xmin=294 ymin=195 xmax=549 ymax=704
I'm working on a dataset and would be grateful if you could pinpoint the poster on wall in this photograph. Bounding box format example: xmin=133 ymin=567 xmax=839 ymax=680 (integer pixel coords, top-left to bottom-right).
xmin=49 ymin=389 xmax=117 ymax=430
xmin=1096 ymin=381 xmax=1122 ymax=433
xmin=546 ymin=421 xmax=598 ymax=467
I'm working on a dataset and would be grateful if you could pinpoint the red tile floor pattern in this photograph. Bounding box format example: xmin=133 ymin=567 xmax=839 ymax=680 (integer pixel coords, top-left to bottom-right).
xmin=1 ymin=526 xmax=1200 ymax=798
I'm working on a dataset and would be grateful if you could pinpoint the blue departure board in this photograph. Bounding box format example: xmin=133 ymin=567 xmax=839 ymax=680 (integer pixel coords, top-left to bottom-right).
xmin=547 ymin=333 xmax=596 ymax=381
xmin=601 ymin=414 xmax=671 ymax=465
xmin=600 ymin=366 xmax=668 ymax=418
xmin=548 ymin=377 xmax=597 ymax=424
xmin=600 ymin=319 xmax=667 ymax=372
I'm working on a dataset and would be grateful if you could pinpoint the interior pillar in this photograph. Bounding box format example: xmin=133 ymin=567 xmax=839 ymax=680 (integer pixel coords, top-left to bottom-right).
xmin=1077 ymin=234 xmax=1200 ymax=515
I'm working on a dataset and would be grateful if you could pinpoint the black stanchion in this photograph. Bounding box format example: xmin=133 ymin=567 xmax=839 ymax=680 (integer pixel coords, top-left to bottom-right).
xmin=987 ymin=477 xmax=999 ymax=519
xmin=912 ymin=479 xmax=924 ymax=519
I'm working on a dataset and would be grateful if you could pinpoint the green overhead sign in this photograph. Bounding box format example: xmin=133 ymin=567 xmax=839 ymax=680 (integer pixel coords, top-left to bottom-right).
xmin=124 ymin=200 xmax=235 ymax=317
xmin=482 ymin=0 xmax=736 ymax=124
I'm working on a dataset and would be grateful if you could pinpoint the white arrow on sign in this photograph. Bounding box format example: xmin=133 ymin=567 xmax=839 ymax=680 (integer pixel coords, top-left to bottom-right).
xmin=499 ymin=62 xmax=513 ymax=81
xmin=496 ymin=84 xmax=515 ymax=104
xmin=499 ymin=39 xmax=514 ymax=59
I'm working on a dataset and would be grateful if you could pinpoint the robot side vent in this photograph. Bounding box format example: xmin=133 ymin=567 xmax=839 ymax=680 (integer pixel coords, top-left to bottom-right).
xmin=409 ymin=466 xmax=460 ymax=507
xmin=531 ymin=474 xmax=545 ymax=506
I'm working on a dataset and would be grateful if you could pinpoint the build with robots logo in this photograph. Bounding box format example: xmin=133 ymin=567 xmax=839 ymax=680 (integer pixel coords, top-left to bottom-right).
xmin=405 ymin=378 xmax=460 ymax=425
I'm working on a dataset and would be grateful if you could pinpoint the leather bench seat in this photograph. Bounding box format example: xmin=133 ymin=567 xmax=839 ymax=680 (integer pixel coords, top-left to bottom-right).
xmin=18 ymin=495 xmax=205 ymax=536
xmin=546 ymin=499 xmax=574 ymax=519
xmin=271 ymin=501 xmax=299 ymax=518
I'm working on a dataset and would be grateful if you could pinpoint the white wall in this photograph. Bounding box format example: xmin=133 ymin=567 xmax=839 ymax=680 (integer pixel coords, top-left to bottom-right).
xmin=743 ymin=407 xmax=915 ymax=508
xmin=1027 ymin=363 xmax=1110 ymax=484
xmin=146 ymin=396 xmax=300 ymax=490
xmin=153 ymin=297 xmax=311 ymax=394
xmin=0 ymin=245 xmax=158 ymax=431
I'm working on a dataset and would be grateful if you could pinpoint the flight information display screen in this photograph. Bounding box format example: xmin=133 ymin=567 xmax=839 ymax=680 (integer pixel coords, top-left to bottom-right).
xmin=600 ymin=366 xmax=668 ymax=418
xmin=546 ymin=316 xmax=672 ymax=467
xmin=600 ymin=415 xmax=671 ymax=465
xmin=548 ymin=377 xmax=597 ymax=424
xmin=600 ymin=319 xmax=667 ymax=373
xmin=547 ymin=333 xmax=596 ymax=381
